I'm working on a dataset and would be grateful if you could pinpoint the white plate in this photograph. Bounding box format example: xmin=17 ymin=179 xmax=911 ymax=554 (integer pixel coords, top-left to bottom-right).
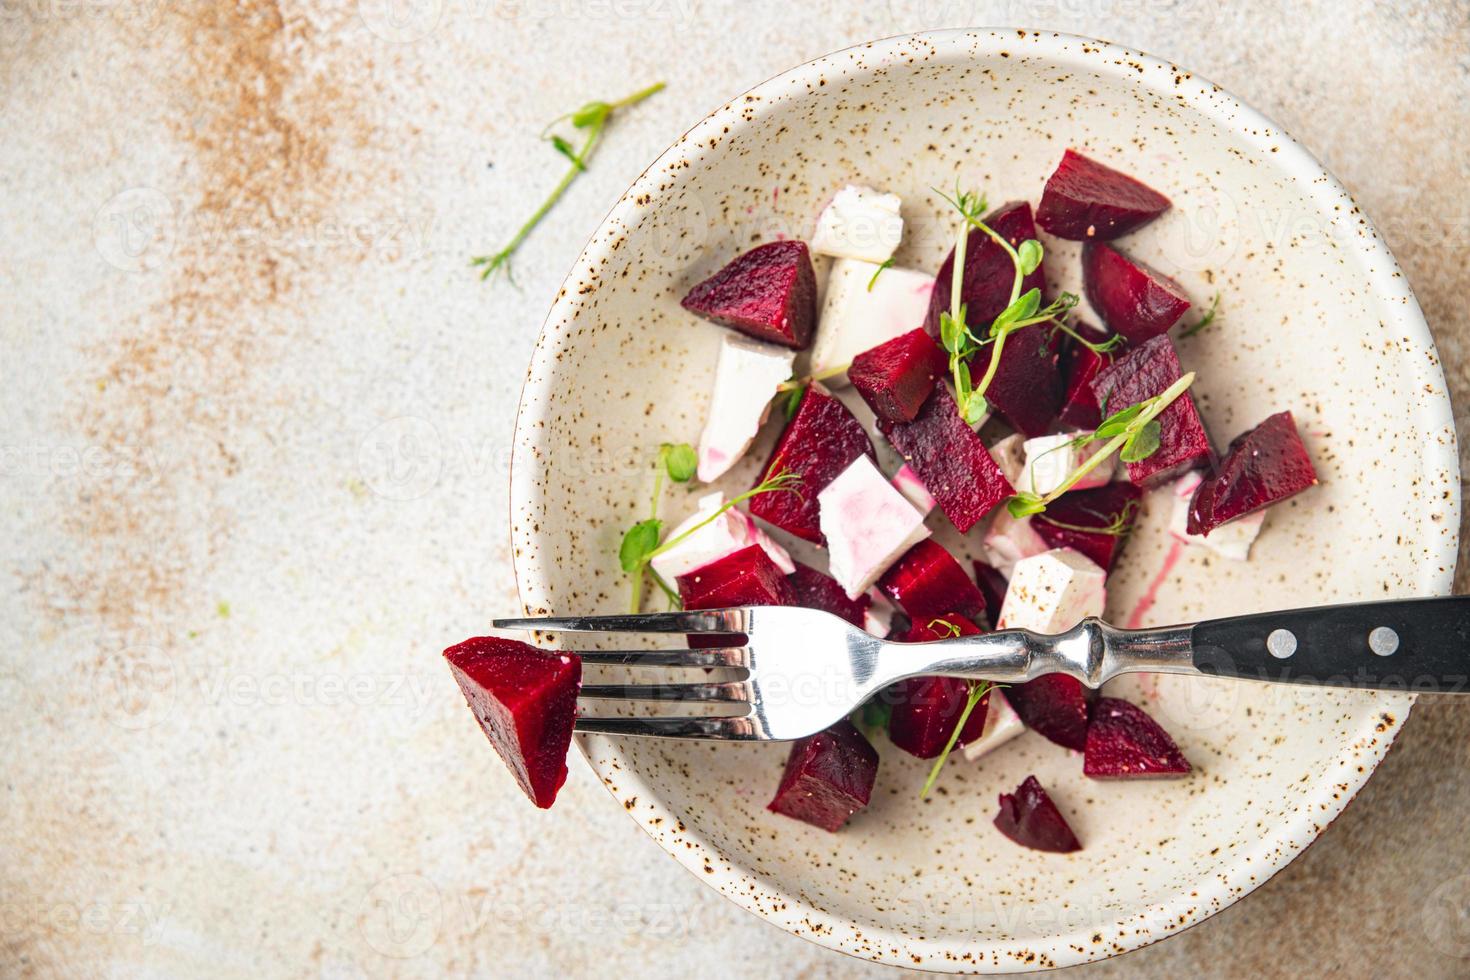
xmin=508 ymin=29 xmax=1458 ymax=973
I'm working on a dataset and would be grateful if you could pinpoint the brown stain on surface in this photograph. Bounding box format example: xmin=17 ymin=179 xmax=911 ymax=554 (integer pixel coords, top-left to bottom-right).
xmin=31 ymin=5 xmax=389 ymax=636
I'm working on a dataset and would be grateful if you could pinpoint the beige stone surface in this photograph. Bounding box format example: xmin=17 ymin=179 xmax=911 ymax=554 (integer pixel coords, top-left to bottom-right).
xmin=1 ymin=1 xmax=1466 ymax=977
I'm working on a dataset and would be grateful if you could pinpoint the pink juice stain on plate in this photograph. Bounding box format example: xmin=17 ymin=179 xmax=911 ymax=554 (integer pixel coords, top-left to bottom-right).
xmin=1125 ymin=539 xmax=1185 ymax=630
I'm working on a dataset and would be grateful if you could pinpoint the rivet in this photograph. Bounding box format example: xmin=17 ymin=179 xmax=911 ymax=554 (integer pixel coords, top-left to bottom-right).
xmin=1368 ymin=627 xmax=1400 ymax=657
xmin=1267 ymin=628 xmax=1297 ymax=659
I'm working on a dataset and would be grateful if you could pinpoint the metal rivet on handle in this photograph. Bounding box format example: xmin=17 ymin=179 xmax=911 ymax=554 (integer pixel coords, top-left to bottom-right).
xmin=1267 ymin=628 xmax=1297 ymax=659
xmin=1368 ymin=626 xmax=1400 ymax=657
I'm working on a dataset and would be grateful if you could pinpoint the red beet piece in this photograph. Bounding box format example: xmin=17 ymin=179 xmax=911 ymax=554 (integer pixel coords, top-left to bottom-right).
xmin=971 ymin=561 xmax=1010 ymax=627
xmin=1032 ymin=482 xmax=1144 ymax=572
xmin=994 ymin=775 xmax=1082 ymax=853
xmin=767 ymin=719 xmax=879 ymax=832
xmin=789 ymin=561 xmax=871 ymax=628
xmin=1083 ymin=697 xmax=1191 ymax=779
xmin=1004 ymin=675 xmax=1096 ymax=751
xmin=1057 ymin=320 xmax=1115 ymax=429
xmin=681 ymin=240 xmax=817 ymax=349
xmin=748 ymin=384 xmax=874 ymax=543
xmin=1187 ymin=411 xmax=1318 ymax=536
xmin=848 ymin=328 xmax=948 ymax=423
xmin=923 ymin=201 xmax=1062 ymax=436
xmin=888 ymin=615 xmax=991 ymax=759
xmin=1083 ymin=242 xmax=1191 ymax=344
xmin=1090 ymin=335 xmax=1213 ymax=488
xmin=876 ymin=384 xmax=1014 ymax=533
xmin=1036 ymin=149 xmax=1171 ymax=241
xmin=677 ymin=544 xmax=794 ymax=648
xmin=444 ymin=637 xmax=581 ymax=809
xmin=877 ymin=540 xmax=986 ymax=622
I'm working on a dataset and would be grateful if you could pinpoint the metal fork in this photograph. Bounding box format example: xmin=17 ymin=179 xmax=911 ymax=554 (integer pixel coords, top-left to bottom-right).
xmin=494 ymin=596 xmax=1470 ymax=740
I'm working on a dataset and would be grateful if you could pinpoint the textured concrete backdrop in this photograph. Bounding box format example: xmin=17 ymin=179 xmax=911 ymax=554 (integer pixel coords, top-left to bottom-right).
xmin=2 ymin=1 xmax=1468 ymax=977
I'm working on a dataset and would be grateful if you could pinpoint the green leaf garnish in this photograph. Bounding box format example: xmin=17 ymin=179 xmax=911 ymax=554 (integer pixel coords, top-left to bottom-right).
xmin=472 ymin=81 xmax=665 ymax=284
xmin=660 ymin=442 xmax=697 ymax=483
xmin=919 ymin=680 xmax=993 ymax=798
xmin=1178 ymin=291 xmax=1222 ymax=338
xmin=1017 ymin=238 xmax=1044 ymax=276
xmin=1119 ymin=419 xmax=1162 ymax=463
xmin=1004 ymin=372 xmax=1196 ymax=518
xmin=782 ymin=384 xmax=805 ymax=420
xmin=867 ymin=258 xmax=895 ymax=291
xmin=619 ymin=519 xmax=662 ymax=573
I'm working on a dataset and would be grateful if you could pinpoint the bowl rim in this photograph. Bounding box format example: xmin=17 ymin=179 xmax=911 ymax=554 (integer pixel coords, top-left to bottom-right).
xmin=508 ymin=27 xmax=1460 ymax=972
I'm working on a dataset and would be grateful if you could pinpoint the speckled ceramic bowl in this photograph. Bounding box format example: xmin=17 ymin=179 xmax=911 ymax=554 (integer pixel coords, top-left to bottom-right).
xmin=509 ymin=29 xmax=1458 ymax=972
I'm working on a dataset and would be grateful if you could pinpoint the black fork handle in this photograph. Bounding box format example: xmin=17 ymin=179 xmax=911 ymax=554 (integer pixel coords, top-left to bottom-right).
xmin=1190 ymin=595 xmax=1470 ymax=693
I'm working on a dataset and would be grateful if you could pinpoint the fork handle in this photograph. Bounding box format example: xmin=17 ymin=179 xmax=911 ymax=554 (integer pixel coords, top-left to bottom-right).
xmin=1190 ymin=595 xmax=1470 ymax=692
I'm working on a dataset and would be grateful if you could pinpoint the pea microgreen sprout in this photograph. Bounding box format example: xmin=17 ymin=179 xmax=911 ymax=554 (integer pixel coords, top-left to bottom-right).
xmin=920 ymin=677 xmax=997 ymax=799
xmin=1007 ymin=372 xmax=1197 ymax=518
xmin=1035 ymin=497 xmax=1142 ymax=537
xmin=1178 ymin=291 xmax=1222 ymax=338
xmin=1049 ymin=319 xmax=1126 ymax=354
xmin=933 ymin=183 xmax=1080 ymax=425
xmin=866 ymin=258 xmax=895 ymax=291
xmin=472 ymin=81 xmax=665 ymax=283
xmin=618 ymin=456 xmax=802 ymax=612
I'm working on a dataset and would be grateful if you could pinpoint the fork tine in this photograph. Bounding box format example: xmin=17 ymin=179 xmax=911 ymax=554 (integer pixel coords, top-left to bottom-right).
xmin=578 ymin=681 xmax=751 ymax=703
xmin=573 ymin=715 xmax=759 ymax=740
xmin=493 ymin=609 xmax=746 ymax=634
xmin=574 ymin=647 xmax=750 ymax=667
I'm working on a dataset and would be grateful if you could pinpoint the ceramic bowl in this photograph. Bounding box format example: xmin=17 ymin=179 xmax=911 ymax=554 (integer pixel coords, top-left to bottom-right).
xmin=508 ymin=29 xmax=1458 ymax=972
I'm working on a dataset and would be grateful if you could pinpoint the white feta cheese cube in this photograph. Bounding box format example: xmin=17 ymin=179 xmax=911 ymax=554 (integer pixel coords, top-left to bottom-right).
xmin=650 ymin=492 xmax=794 ymax=582
xmin=961 ymin=689 xmax=1026 ymax=761
xmin=863 ymin=589 xmax=898 ymax=637
xmin=810 ymin=184 xmax=905 ymax=263
xmin=818 ymin=456 xmax=931 ymax=599
xmin=996 ymin=548 xmax=1107 ymax=634
xmin=1017 ymin=432 xmax=1115 ymax=497
xmin=808 ymin=258 xmax=935 ymax=385
xmin=982 ymin=510 xmax=1049 ymax=576
xmin=1167 ymin=473 xmax=1264 ymax=561
xmin=988 ymin=433 xmax=1028 ymax=486
xmin=891 ymin=464 xmax=936 ymax=516
xmin=696 ymin=333 xmax=795 ymax=483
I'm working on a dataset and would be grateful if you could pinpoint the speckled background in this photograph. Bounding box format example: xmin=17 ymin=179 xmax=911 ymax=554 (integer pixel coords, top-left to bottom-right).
xmin=1 ymin=2 xmax=1467 ymax=978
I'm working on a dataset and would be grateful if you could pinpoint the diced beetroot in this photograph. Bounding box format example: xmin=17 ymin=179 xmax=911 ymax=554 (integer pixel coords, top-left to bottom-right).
xmin=888 ymin=614 xmax=991 ymax=759
xmin=993 ymin=775 xmax=1082 ymax=853
xmin=443 ymin=637 xmax=581 ymax=809
xmin=970 ymin=561 xmax=1010 ymax=627
xmin=848 ymin=328 xmax=948 ymax=423
xmin=923 ymin=201 xmax=1062 ymax=436
xmin=1003 ymin=674 xmax=1096 ymax=751
xmin=1033 ymin=482 xmax=1144 ymax=572
xmin=681 ymin=240 xmax=817 ymax=349
xmin=1090 ymin=335 xmax=1213 ymax=488
xmin=767 ymin=719 xmax=879 ymax=832
xmin=748 ymin=384 xmax=874 ymax=543
xmin=1083 ymin=242 xmax=1192 ymax=344
xmin=1187 ymin=411 xmax=1318 ymax=536
xmin=1036 ymin=149 xmax=1171 ymax=241
xmin=788 ymin=561 xmax=871 ymax=628
xmin=877 ymin=540 xmax=986 ymax=622
xmin=677 ymin=544 xmax=794 ymax=647
xmin=1083 ymin=697 xmax=1191 ymax=779
xmin=1056 ymin=320 xmax=1115 ymax=429
xmin=876 ymin=384 xmax=1014 ymax=533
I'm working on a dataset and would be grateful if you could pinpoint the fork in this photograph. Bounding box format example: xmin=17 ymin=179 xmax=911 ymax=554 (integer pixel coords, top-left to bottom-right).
xmin=494 ymin=596 xmax=1470 ymax=741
